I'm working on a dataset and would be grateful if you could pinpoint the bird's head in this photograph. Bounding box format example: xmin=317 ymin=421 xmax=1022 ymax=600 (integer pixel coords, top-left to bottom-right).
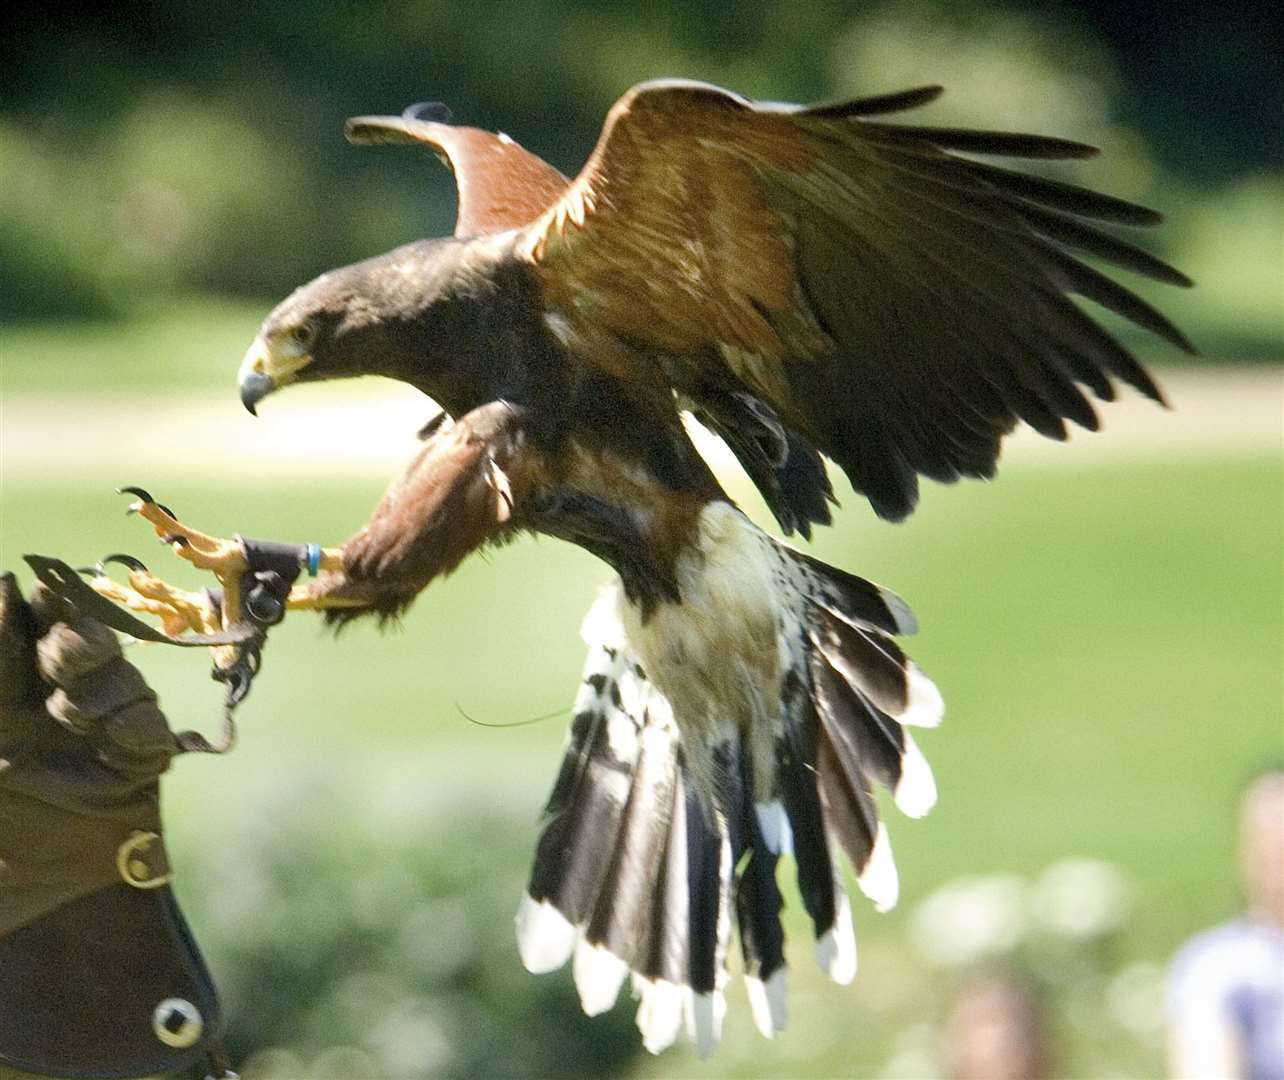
xmin=237 ymin=238 xmax=485 ymax=415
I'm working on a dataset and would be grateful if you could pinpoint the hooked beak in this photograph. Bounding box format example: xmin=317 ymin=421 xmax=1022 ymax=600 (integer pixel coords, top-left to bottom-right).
xmin=237 ymin=337 xmax=310 ymax=416
xmin=239 ymin=369 xmax=275 ymax=416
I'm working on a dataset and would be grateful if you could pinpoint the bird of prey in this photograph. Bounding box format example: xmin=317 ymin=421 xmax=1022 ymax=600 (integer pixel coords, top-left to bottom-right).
xmin=84 ymin=80 xmax=1191 ymax=1055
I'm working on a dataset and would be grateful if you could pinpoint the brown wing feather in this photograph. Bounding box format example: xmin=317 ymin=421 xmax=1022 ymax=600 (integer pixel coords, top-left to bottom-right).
xmin=517 ymin=81 xmax=814 ymax=377
xmin=346 ymin=113 xmax=569 ymax=239
xmin=516 ymin=80 xmax=1192 ymax=520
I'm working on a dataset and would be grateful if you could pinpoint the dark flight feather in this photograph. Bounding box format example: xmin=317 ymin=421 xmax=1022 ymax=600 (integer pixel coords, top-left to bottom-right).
xmin=803 ymin=84 xmax=945 ymax=117
xmin=814 ymin=725 xmax=881 ymax=877
xmin=864 ymin=122 xmax=1100 ymax=160
xmin=999 ymin=197 xmax=1194 ymax=286
xmin=952 ymin=158 xmax=1164 ymax=225
xmin=776 ymin=671 xmax=840 ymax=940
xmin=1047 ymin=248 xmax=1197 ymax=353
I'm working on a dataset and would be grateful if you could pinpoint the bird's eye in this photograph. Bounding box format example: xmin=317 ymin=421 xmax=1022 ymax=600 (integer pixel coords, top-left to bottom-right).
xmin=292 ymin=321 xmax=317 ymax=348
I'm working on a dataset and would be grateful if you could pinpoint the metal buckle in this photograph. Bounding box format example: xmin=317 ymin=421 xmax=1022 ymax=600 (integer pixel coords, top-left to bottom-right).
xmin=115 ymin=830 xmax=171 ymax=889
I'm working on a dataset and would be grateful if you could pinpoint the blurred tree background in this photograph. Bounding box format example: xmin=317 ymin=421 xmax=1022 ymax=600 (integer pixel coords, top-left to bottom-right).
xmin=1 ymin=3 xmax=1281 ymax=1078
xmin=1 ymin=0 xmax=1280 ymax=353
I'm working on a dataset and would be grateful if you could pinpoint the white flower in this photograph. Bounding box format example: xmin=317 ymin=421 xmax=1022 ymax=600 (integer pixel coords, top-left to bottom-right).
xmin=1031 ymin=858 xmax=1132 ymax=940
xmin=1106 ymin=962 xmax=1166 ymax=1038
xmin=910 ymin=875 xmax=1029 ymax=967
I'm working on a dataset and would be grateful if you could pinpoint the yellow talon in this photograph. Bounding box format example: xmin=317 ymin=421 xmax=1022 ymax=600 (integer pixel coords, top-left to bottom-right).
xmin=87 ymin=570 xmax=213 ymax=637
xmin=126 ymin=498 xmax=248 ymax=579
xmin=111 ymin=488 xmax=359 ymax=634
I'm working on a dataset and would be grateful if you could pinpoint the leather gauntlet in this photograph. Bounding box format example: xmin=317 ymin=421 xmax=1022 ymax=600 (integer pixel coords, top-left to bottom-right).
xmin=0 ymin=573 xmax=225 ymax=1079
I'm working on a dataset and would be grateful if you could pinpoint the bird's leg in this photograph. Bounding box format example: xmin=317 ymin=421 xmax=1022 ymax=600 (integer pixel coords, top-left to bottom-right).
xmin=92 ymin=488 xmax=361 ymax=633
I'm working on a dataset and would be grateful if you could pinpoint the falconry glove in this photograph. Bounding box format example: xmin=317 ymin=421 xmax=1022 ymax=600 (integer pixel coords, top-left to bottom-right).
xmin=0 ymin=572 xmax=231 ymax=1079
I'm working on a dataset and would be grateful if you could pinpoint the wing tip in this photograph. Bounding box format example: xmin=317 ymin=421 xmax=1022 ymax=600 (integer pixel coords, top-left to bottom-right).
xmin=402 ymin=101 xmax=453 ymax=124
xmin=344 ymin=115 xmax=410 ymax=145
xmin=806 ymin=83 xmax=945 ymax=119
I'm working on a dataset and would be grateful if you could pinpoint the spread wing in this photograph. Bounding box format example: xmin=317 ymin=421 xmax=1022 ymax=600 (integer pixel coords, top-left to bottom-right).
xmin=515 ymin=80 xmax=1194 ymax=521
xmin=346 ymin=103 xmax=570 ymax=238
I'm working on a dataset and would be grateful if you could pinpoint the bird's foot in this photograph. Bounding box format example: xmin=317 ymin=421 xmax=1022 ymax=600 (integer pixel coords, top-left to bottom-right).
xmin=78 ymin=486 xmax=254 ymax=657
xmin=119 ymin=486 xmax=249 ymax=580
xmin=114 ymin=485 xmax=254 ymax=626
xmin=80 ymin=487 xmax=304 ymax=711
xmin=108 ymin=485 xmax=353 ymax=624
xmin=81 ymin=554 xmax=222 ymax=639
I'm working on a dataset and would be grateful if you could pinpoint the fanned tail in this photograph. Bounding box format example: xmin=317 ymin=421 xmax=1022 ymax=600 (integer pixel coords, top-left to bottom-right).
xmin=518 ymin=509 xmax=943 ymax=1055
xmin=516 ymin=603 xmax=737 ymax=1055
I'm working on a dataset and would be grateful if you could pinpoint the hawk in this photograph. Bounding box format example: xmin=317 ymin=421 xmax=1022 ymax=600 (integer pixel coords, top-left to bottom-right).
xmin=81 ymin=80 xmax=1191 ymax=1055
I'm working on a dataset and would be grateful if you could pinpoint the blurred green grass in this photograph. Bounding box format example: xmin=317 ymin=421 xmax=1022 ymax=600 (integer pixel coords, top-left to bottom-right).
xmin=0 ymin=296 xmax=266 ymax=394
xmin=2 ymin=447 xmax=1278 ymax=1075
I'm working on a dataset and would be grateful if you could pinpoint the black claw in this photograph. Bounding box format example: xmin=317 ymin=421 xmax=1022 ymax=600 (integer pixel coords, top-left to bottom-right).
xmin=74 ymin=565 xmax=104 ymax=578
xmin=160 ymin=534 xmax=190 ymax=548
xmin=101 ymin=553 xmax=148 ymax=574
xmin=117 ymin=486 xmax=179 ymax=520
xmin=214 ymin=642 xmax=263 ymax=708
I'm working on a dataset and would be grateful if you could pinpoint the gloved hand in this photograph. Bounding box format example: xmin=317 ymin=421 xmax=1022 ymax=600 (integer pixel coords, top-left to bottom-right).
xmin=0 ymin=572 xmax=229 ymax=1079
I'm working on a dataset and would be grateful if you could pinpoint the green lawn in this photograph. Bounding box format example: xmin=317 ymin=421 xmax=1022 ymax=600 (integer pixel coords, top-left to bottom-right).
xmin=0 ymin=297 xmax=268 ymax=394
xmin=3 ymin=451 xmax=1279 ymax=1077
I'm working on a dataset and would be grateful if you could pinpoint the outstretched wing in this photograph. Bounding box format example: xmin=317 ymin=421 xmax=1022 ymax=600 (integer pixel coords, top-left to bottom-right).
xmin=346 ymin=103 xmax=570 ymax=238
xmin=516 ymin=80 xmax=1194 ymax=521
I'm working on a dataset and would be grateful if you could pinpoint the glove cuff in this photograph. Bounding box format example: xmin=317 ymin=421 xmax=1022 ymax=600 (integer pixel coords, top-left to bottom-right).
xmin=0 ymin=882 xmax=223 ymax=1079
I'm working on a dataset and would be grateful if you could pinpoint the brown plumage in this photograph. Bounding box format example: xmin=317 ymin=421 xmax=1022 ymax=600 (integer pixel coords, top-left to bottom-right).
xmin=229 ymin=79 xmax=1191 ymax=1054
xmin=318 ymin=400 xmax=534 ymax=621
xmin=346 ymin=103 xmax=569 ymax=238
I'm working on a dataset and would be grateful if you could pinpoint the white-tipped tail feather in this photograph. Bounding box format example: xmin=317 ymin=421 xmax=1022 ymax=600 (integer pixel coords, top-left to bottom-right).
xmin=903 ymin=664 xmax=946 ymax=728
xmin=518 ymin=505 xmax=942 ymax=1055
xmin=515 ymin=895 xmax=576 ymax=973
xmin=894 ymin=734 xmax=939 ymax=819
xmin=573 ymin=939 xmax=629 ymax=1015
xmin=745 ymin=965 xmax=790 ymax=1037
xmin=634 ymin=977 xmax=686 ymax=1054
xmin=857 ymin=823 xmax=900 ymax=913
xmin=686 ymin=990 xmax=728 ymax=1059
xmin=755 ymin=800 xmax=795 ymax=856
xmin=814 ymin=894 xmax=858 ymax=985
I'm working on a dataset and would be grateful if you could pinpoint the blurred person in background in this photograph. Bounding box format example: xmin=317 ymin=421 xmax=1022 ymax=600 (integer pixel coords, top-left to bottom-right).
xmin=1167 ymin=769 xmax=1284 ymax=1079
xmin=943 ymin=968 xmax=1051 ymax=1080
